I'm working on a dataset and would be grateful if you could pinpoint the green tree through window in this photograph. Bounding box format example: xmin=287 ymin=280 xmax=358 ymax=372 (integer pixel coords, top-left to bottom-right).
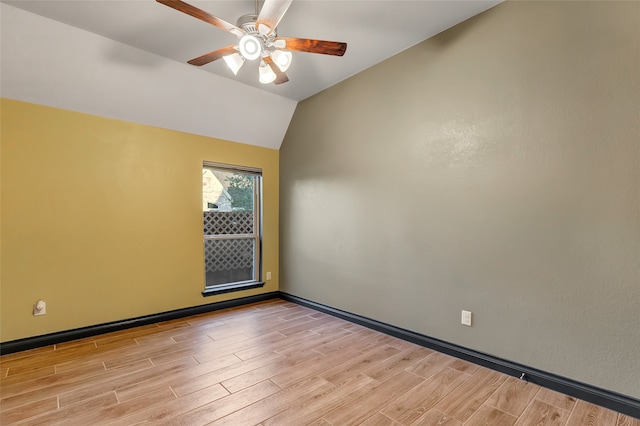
xmin=226 ymin=174 xmax=254 ymax=211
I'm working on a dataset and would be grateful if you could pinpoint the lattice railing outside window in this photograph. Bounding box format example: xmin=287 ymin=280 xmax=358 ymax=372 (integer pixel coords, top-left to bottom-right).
xmin=203 ymin=211 xmax=255 ymax=272
xmin=204 ymin=239 xmax=254 ymax=272
xmin=203 ymin=211 xmax=253 ymax=235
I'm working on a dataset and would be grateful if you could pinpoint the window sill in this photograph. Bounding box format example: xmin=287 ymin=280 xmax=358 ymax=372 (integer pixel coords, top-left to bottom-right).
xmin=201 ymin=281 xmax=265 ymax=297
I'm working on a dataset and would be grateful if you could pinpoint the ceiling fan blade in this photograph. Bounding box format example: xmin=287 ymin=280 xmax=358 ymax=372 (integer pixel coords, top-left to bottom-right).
xmin=256 ymin=0 xmax=293 ymax=35
xmin=264 ymin=56 xmax=290 ymax=85
xmin=188 ymin=45 xmax=237 ymax=66
xmin=276 ymin=37 xmax=347 ymax=56
xmin=157 ymin=0 xmax=244 ymax=37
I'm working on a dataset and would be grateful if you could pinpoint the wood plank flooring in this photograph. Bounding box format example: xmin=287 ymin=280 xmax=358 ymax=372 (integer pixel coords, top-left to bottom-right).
xmin=1 ymin=299 xmax=637 ymax=425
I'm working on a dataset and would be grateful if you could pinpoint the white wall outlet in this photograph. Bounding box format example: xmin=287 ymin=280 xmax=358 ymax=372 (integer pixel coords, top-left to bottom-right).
xmin=461 ymin=310 xmax=472 ymax=326
xmin=34 ymin=300 xmax=46 ymax=316
xmin=266 ymin=271 xmax=272 ymax=280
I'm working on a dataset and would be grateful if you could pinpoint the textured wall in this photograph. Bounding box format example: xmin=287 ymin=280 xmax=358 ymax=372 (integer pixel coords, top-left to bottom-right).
xmin=280 ymin=1 xmax=640 ymax=398
xmin=1 ymin=99 xmax=279 ymax=342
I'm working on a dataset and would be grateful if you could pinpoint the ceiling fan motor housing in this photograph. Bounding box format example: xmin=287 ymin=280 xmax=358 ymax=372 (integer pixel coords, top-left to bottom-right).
xmin=237 ymin=14 xmax=277 ymax=37
xmin=236 ymin=14 xmax=259 ymax=33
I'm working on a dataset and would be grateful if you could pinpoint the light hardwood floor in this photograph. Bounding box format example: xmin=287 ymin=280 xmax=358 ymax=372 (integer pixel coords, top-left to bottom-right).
xmin=1 ymin=299 xmax=637 ymax=425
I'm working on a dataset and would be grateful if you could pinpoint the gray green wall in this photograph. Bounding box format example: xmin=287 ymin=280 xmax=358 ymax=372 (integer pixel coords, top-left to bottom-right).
xmin=279 ymin=1 xmax=640 ymax=398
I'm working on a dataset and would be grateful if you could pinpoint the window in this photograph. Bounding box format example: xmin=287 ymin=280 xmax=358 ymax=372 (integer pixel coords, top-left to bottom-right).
xmin=202 ymin=163 xmax=263 ymax=296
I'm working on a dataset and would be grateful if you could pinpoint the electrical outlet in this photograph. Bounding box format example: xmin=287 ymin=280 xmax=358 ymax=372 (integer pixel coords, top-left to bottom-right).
xmin=461 ymin=310 xmax=472 ymax=326
xmin=34 ymin=300 xmax=46 ymax=316
xmin=266 ymin=271 xmax=272 ymax=280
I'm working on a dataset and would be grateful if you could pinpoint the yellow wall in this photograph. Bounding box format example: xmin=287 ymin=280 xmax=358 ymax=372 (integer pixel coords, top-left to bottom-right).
xmin=0 ymin=98 xmax=279 ymax=342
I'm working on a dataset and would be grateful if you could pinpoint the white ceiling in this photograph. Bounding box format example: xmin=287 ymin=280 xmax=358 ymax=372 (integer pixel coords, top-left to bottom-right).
xmin=3 ymin=0 xmax=500 ymax=101
xmin=1 ymin=0 xmax=500 ymax=149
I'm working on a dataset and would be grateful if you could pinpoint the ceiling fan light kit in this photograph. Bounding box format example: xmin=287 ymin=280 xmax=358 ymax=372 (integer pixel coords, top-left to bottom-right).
xmin=238 ymin=33 xmax=262 ymax=61
xmin=222 ymin=53 xmax=244 ymax=75
xmin=157 ymin=0 xmax=347 ymax=85
xmin=271 ymin=49 xmax=292 ymax=72
xmin=259 ymin=60 xmax=277 ymax=84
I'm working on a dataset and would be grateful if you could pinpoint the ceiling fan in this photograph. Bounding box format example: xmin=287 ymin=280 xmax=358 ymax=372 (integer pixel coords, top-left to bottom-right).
xmin=157 ymin=0 xmax=347 ymax=85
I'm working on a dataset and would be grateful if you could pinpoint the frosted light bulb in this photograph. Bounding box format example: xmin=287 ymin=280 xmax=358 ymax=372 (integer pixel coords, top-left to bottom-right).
xmin=259 ymin=61 xmax=276 ymax=84
xmin=223 ymin=53 xmax=244 ymax=75
xmin=271 ymin=50 xmax=292 ymax=72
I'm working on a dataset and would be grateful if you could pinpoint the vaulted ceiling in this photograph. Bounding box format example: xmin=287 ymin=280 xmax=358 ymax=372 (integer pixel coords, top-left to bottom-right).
xmin=1 ymin=1 xmax=500 ymax=149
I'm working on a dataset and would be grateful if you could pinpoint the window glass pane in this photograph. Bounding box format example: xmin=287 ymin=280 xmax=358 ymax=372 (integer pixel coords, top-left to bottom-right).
xmin=204 ymin=238 xmax=255 ymax=286
xmin=203 ymin=169 xmax=254 ymax=213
